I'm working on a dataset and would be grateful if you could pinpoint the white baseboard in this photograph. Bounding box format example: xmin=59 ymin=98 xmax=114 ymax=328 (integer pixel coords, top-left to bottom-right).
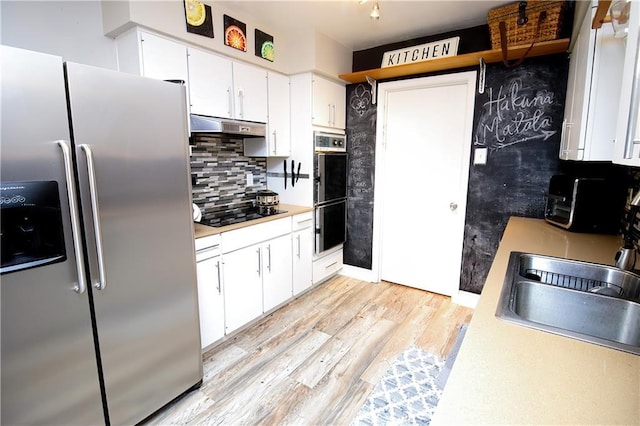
xmin=340 ymin=265 xmax=378 ymax=283
xmin=340 ymin=267 xmax=480 ymax=309
xmin=452 ymin=290 xmax=479 ymax=309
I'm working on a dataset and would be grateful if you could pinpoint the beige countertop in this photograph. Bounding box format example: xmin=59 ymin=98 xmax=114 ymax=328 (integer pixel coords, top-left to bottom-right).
xmin=193 ymin=204 xmax=313 ymax=239
xmin=433 ymin=217 xmax=640 ymax=425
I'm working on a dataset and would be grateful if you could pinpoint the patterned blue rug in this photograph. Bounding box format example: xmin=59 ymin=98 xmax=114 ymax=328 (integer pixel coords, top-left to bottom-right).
xmin=351 ymin=346 xmax=444 ymax=426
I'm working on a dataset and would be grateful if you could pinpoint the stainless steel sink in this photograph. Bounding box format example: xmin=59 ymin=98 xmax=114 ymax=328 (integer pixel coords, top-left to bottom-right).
xmin=496 ymin=252 xmax=640 ymax=355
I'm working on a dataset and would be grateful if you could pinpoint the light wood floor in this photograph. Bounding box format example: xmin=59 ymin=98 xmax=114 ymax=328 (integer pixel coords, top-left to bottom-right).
xmin=146 ymin=276 xmax=473 ymax=425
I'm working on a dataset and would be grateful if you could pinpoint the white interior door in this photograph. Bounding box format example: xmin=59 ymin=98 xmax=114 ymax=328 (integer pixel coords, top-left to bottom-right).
xmin=375 ymin=72 xmax=476 ymax=296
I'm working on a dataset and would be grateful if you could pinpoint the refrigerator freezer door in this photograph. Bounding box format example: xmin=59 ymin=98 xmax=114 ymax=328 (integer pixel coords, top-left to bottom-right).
xmin=65 ymin=62 xmax=202 ymax=424
xmin=0 ymin=46 xmax=105 ymax=424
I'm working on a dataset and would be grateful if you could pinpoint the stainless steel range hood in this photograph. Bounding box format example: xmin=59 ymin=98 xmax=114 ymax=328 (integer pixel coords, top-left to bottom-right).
xmin=189 ymin=114 xmax=266 ymax=137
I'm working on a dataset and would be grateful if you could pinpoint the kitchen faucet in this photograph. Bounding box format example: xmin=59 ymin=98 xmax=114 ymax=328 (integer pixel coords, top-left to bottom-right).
xmin=615 ymin=189 xmax=640 ymax=270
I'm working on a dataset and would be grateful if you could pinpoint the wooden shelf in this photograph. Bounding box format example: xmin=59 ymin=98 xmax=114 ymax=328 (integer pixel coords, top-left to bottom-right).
xmin=339 ymin=38 xmax=570 ymax=84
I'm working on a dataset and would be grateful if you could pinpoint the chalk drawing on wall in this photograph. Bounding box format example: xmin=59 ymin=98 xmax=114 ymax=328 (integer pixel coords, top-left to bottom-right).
xmin=474 ymin=77 xmax=558 ymax=152
xmin=350 ymin=84 xmax=372 ymax=117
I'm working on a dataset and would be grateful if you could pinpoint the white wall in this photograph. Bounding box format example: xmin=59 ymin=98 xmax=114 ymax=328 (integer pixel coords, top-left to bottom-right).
xmin=102 ymin=0 xmax=351 ymax=77
xmin=314 ymin=31 xmax=352 ymax=80
xmin=1 ymin=1 xmax=118 ymax=70
xmin=0 ymin=0 xmax=352 ymax=78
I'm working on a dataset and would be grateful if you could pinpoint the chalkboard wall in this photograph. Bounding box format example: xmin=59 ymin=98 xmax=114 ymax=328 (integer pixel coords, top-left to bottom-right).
xmin=462 ymin=54 xmax=569 ymax=293
xmin=344 ymin=84 xmax=377 ymax=269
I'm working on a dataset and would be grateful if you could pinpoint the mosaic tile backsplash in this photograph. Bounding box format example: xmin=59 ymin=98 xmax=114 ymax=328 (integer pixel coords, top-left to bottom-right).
xmin=190 ymin=135 xmax=267 ymax=226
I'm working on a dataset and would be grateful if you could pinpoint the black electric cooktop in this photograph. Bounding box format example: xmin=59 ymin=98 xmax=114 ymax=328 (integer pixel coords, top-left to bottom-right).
xmin=201 ymin=209 xmax=288 ymax=228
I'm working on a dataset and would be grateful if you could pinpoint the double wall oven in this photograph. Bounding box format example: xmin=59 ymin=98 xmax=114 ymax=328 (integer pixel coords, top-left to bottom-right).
xmin=314 ymin=131 xmax=347 ymax=255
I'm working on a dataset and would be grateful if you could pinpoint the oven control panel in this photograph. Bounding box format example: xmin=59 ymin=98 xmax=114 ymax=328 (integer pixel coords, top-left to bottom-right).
xmin=314 ymin=131 xmax=347 ymax=152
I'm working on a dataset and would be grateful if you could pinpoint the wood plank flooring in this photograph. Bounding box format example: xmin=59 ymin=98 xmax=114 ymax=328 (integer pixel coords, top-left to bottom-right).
xmin=145 ymin=276 xmax=473 ymax=425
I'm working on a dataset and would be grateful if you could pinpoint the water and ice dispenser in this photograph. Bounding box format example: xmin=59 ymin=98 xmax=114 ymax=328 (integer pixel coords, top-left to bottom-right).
xmin=1 ymin=181 xmax=66 ymax=274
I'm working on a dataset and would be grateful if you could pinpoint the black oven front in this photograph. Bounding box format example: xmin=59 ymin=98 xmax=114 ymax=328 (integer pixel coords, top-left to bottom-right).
xmin=315 ymin=199 xmax=346 ymax=254
xmin=315 ymin=152 xmax=347 ymax=204
xmin=314 ymin=131 xmax=347 ymax=255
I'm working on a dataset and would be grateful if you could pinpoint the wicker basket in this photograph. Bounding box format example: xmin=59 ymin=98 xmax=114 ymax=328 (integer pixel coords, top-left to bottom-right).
xmin=488 ymin=1 xmax=567 ymax=49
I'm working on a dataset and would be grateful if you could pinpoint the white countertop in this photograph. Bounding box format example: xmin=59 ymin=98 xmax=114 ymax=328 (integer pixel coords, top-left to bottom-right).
xmin=432 ymin=217 xmax=640 ymax=425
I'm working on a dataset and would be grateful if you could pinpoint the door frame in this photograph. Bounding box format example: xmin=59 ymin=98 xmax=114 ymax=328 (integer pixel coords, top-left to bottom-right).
xmin=371 ymin=71 xmax=477 ymax=290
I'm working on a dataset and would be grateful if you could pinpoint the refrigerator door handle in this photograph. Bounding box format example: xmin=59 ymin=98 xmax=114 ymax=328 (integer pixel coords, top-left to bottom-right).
xmin=80 ymin=144 xmax=107 ymax=290
xmin=56 ymin=140 xmax=87 ymax=294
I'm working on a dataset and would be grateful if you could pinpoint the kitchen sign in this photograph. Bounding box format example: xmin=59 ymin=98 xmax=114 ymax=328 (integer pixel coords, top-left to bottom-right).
xmin=381 ymin=36 xmax=459 ymax=67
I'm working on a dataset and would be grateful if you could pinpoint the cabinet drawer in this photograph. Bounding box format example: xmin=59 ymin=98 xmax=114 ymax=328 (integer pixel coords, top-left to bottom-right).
xmin=222 ymin=217 xmax=291 ymax=253
xmin=313 ymin=248 xmax=343 ymax=285
xmin=195 ymin=234 xmax=221 ymax=252
xmin=292 ymin=211 xmax=313 ymax=231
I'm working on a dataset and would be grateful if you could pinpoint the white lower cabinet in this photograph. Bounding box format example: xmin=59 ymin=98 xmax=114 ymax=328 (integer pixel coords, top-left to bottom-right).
xmin=221 ymin=217 xmax=292 ymax=334
xmin=195 ymin=235 xmax=224 ymax=350
xmin=262 ymin=234 xmax=293 ymax=312
xmin=222 ymin=244 xmax=264 ymax=334
xmin=198 ymin=213 xmax=314 ymax=340
xmin=292 ymin=212 xmax=314 ymax=295
xmin=313 ymin=248 xmax=344 ymax=285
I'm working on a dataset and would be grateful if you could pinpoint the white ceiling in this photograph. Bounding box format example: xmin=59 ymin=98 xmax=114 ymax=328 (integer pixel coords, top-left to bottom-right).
xmin=218 ymin=0 xmax=514 ymax=51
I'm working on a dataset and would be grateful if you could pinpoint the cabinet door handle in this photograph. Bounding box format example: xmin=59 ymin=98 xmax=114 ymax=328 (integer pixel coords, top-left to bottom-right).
xmin=267 ymin=244 xmax=272 ymax=272
xmin=57 ymin=140 xmax=87 ymax=294
xmin=328 ymin=104 xmax=332 ymax=126
xmin=297 ymin=235 xmax=301 ymax=258
xmin=80 ymin=144 xmax=107 ymax=291
xmin=227 ymin=87 xmax=233 ymax=118
xmin=238 ymin=88 xmax=244 ymax=118
xmin=272 ymin=130 xmax=277 ymax=154
xmin=560 ymin=120 xmax=572 ymax=159
xmin=215 ymin=260 xmax=221 ymax=294
xmin=332 ymin=104 xmax=336 ymax=126
xmin=256 ymin=248 xmax=261 ymax=275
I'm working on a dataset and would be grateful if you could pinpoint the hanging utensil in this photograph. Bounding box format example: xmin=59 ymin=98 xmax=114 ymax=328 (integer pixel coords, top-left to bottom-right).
xmin=283 ymin=160 xmax=287 ymax=189
xmin=291 ymin=159 xmax=295 ymax=188
xmin=296 ymin=162 xmax=301 ymax=183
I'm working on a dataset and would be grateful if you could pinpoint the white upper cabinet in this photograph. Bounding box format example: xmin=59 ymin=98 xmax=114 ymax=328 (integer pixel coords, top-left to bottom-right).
xmin=187 ymin=49 xmax=267 ymax=123
xmin=613 ymin=1 xmax=640 ymax=166
xmin=267 ymin=71 xmax=291 ymax=156
xmin=560 ymin=3 xmax=625 ymax=161
xmin=117 ymin=28 xmax=269 ymax=124
xmin=139 ymin=33 xmax=188 ymax=83
xmin=245 ymin=71 xmax=291 ymax=157
xmin=233 ymin=61 xmax=268 ymax=123
xmin=312 ymin=74 xmax=346 ymax=129
xmin=115 ymin=30 xmax=190 ymax=127
xmin=187 ymin=47 xmax=233 ymax=119
xmin=117 ymin=30 xmax=188 ymax=83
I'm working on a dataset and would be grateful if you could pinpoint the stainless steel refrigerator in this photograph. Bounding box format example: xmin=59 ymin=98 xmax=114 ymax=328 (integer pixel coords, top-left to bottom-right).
xmin=1 ymin=45 xmax=202 ymax=425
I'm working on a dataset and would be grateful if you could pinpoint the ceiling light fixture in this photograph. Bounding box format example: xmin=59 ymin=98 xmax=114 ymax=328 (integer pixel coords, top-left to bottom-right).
xmin=370 ymin=1 xmax=380 ymax=19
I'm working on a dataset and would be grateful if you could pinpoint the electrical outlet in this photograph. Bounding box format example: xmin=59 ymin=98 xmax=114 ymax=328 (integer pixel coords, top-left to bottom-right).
xmin=246 ymin=172 xmax=254 ymax=187
xmin=474 ymin=148 xmax=488 ymax=165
